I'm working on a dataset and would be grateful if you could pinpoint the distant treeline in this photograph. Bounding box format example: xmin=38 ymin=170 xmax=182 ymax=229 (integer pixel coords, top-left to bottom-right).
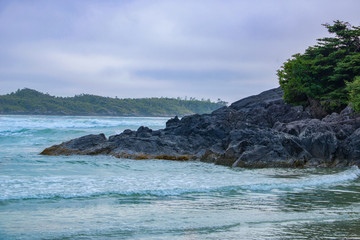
xmin=0 ymin=88 xmax=227 ymax=116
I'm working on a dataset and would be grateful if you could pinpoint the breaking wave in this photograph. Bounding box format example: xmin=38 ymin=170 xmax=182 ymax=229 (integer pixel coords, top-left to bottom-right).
xmin=1 ymin=167 xmax=359 ymax=201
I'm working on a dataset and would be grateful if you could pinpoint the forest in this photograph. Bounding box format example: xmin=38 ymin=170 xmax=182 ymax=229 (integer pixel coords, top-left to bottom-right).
xmin=0 ymin=88 xmax=227 ymax=116
xmin=278 ymin=20 xmax=360 ymax=116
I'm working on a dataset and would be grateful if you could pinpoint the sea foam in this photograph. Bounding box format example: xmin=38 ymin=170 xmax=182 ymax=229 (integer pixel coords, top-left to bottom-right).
xmin=1 ymin=166 xmax=359 ymax=201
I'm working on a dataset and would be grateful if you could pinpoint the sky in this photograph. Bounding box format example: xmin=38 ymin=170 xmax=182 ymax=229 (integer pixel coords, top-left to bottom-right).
xmin=0 ymin=0 xmax=359 ymax=103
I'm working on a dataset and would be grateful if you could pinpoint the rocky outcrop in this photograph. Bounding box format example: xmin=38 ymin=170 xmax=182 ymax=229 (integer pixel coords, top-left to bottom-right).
xmin=41 ymin=87 xmax=360 ymax=168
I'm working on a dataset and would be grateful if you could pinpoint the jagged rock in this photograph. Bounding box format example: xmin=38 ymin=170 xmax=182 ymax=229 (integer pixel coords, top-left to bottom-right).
xmin=41 ymin=87 xmax=360 ymax=168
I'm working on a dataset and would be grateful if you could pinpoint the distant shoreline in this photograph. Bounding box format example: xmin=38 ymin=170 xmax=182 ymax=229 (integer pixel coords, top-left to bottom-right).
xmin=0 ymin=113 xmax=176 ymax=118
xmin=0 ymin=88 xmax=227 ymax=117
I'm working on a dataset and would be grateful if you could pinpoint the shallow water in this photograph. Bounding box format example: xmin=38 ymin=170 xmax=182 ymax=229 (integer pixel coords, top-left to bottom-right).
xmin=1 ymin=115 xmax=360 ymax=239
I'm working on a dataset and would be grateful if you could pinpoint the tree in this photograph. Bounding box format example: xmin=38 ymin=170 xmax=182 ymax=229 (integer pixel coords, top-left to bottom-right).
xmin=0 ymin=88 xmax=227 ymax=116
xmin=278 ymin=20 xmax=360 ymax=115
xmin=346 ymin=76 xmax=360 ymax=112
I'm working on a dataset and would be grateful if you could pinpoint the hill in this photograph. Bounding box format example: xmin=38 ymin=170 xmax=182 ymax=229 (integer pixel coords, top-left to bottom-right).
xmin=0 ymin=88 xmax=227 ymax=116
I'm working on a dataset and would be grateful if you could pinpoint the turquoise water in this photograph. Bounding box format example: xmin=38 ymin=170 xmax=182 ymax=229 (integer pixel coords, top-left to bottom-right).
xmin=1 ymin=115 xmax=360 ymax=239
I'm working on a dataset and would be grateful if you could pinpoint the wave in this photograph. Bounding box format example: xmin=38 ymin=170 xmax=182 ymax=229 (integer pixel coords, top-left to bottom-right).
xmin=241 ymin=166 xmax=360 ymax=191
xmin=0 ymin=185 xmax=241 ymax=201
xmin=0 ymin=115 xmax=167 ymax=129
xmin=1 ymin=167 xmax=359 ymax=201
xmin=0 ymin=116 xmax=168 ymax=137
xmin=0 ymin=128 xmax=85 ymax=137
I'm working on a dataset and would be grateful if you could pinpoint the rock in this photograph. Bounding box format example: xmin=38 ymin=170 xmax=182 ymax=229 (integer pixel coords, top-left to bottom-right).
xmin=166 ymin=116 xmax=180 ymax=128
xmin=41 ymin=134 xmax=110 ymax=155
xmin=41 ymin=87 xmax=360 ymax=168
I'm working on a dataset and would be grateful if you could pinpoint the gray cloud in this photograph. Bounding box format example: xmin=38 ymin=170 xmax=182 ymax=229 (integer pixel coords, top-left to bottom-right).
xmin=0 ymin=0 xmax=359 ymax=103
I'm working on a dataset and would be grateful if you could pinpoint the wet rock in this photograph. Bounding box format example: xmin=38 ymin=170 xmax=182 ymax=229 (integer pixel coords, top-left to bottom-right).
xmin=41 ymin=134 xmax=110 ymax=155
xmin=41 ymin=87 xmax=360 ymax=168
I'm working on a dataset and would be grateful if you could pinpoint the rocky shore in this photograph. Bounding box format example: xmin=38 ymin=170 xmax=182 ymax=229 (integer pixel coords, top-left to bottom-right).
xmin=41 ymin=88 xmax=360 ymax=168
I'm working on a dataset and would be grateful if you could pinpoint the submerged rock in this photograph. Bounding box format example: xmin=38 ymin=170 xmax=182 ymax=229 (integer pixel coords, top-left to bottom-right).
xmin=41 ymin=87 xmax=360 ymax=168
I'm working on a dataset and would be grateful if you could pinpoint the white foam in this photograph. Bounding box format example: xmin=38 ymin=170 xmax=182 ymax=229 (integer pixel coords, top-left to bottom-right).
xmin=0 ymin=115 xmax=167 ymax=136
xmin=1 ymin=166 xmax=359 ymax=200
xmin=242 ymin=166 xmax=360 ymax=191
xmin=0 ymin=175 xmax=212 ymax=200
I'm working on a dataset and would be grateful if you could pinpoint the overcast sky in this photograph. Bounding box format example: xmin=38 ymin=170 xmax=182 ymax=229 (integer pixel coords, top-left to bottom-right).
xmin=0 ymin=0 xmax=359 ymax=103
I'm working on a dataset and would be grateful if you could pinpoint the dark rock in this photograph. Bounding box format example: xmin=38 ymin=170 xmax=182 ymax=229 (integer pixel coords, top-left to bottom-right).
xmin=41 ymin=87 xmax=360 ymax=168
xmin=41 ymin=134 xmax=110 ymax=156
xmin=166 ymin=116 xmax=180 ymax=128
xmin=67 ymin=133 xmax=107 ymax=151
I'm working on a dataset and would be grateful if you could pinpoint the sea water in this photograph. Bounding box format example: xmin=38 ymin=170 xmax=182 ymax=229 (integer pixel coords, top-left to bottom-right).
xmin=1 ymin=115 xmax=360 ymax=240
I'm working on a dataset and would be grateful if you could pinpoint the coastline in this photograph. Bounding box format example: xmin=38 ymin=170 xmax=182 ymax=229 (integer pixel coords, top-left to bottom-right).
xmin=2 ymin=113 xmax=360 ymax=239
xmin=41 ymin=87 xmax=360 ymax=168
xmin=0 ymin=88 xmax=225 ymax=117
xmin=0 ymin=113 xmax=176 ymax=118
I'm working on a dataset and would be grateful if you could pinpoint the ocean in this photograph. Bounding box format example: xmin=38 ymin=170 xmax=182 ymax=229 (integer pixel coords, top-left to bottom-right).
xmin=1 ymin=115 xmax=360 ymax=239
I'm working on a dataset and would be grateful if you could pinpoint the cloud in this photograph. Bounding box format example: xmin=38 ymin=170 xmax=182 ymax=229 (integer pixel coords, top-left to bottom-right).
xmin=0 ymin=0 xmax=360 ymax=102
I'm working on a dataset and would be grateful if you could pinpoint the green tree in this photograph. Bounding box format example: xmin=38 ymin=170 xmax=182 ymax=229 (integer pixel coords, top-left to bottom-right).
xmin=278 ymin=20 xmax=360 ymax=114
xmin=0 ymin=88 xmax=226 ymax=116
xmin=346 ymin=76 xmax=360 ymax=112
